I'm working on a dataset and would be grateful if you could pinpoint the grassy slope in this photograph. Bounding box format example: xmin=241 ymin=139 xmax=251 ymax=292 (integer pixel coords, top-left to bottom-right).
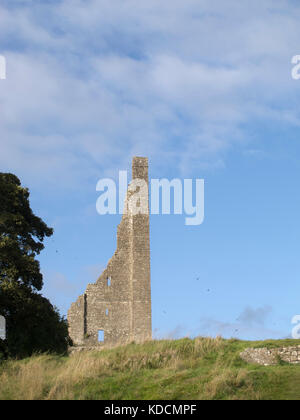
xmin=1 ymin=337 xmax=300 ymax=400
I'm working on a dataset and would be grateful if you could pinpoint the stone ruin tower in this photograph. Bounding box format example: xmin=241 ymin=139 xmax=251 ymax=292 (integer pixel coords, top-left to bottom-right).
xmin=68 ymin=157 xmax=152 ymax=347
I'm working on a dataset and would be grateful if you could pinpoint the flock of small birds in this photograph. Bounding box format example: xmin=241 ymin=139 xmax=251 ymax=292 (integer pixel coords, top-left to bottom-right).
xmin=52 ymin=256 xmax=241 ymax=335
xmin=196 ymin=277 xmax=210 ymax=292
xmin=160 ymin=277 xmax=242 ymax=336
xmin=161 ymin=276 xmax=212 ymax=315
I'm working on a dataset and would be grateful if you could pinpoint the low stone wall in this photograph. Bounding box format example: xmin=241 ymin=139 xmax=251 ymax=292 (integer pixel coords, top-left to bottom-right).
xmin=69 ymin=346 xmax=101 ymax=355
xmin=240 ymin=345 xmax=300 ymax=366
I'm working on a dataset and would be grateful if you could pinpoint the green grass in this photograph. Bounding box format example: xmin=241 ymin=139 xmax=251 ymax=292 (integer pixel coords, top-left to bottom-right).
xmin=1 ymin=337 xmax=300 ymax=400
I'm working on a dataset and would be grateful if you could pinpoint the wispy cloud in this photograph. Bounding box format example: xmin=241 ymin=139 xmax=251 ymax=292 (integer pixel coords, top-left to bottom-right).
xmin=237 ymin=305 xmax=272 ymax=327
xmin=42 ymin=263 xmax=104 ymax=315
xmin=1 ymin=0 xmax=300 ymax=186
xmin=153 ymin=324 xmax=190 ymax=340
xmin=154 ymin=305 xmax=286 ymax=341
xmin=195 ymin=306 xmax=285 ymax=340
xmin=42 ymin=271 xmax=79 ymax=314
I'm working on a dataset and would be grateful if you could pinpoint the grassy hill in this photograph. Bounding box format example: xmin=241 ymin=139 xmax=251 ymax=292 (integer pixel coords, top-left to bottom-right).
xmin=1 ymin=336 xmax=300 ymax=400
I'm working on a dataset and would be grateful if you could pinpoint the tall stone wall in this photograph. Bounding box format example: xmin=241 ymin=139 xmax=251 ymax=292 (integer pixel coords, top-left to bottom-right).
xmin=68 ymin=157 xmax=152 ymax=347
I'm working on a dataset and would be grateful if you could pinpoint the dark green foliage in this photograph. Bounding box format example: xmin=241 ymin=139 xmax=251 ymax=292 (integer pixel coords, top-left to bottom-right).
xmin=0 ymin=282 xmax=71 ymax=358
xmin=0 ymin=173 xmax=53 ymax=291
xmin=0 ymin=173 xmax=70 ymax=358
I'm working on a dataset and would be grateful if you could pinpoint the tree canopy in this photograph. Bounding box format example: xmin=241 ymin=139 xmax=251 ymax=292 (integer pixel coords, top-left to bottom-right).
xmin=0 ymin=173 xmax=70 ymax=358
xmin=0 ymin=173 xmax=53 ymax=291
xmin=0 ymin=282 xmax=69 ymax=358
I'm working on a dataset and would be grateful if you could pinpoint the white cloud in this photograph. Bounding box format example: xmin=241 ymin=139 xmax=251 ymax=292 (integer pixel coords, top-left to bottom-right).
xmin=1 ymin=0 xmax=300 ymax=186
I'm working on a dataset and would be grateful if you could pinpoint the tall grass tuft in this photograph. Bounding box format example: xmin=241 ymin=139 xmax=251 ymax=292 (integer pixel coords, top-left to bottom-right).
xmin=1 ymin=336 xmax=300 ymax=400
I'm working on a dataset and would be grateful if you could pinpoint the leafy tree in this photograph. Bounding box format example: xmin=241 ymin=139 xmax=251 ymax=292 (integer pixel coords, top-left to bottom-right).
xmin=0 ymin=173 xmax=70 ymax=358
xmin=0 ymin=173 xmax=53 ymax=291
xmin=0 ymin=282 xmax=70 ymax=358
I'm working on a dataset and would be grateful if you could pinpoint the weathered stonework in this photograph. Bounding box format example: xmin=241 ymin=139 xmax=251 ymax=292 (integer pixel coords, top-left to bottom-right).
xmin=240 ymin=345 xmax=300 ymax=366
xmin=68 ymin=157 xmax=152 ymax=347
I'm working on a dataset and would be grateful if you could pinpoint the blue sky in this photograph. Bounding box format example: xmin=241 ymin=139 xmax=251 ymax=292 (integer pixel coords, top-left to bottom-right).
xmin=1 ymin=0 xmax=300 ymax=340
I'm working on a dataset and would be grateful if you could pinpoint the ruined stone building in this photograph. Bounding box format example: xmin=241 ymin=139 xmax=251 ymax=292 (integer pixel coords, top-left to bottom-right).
xmin=68 ymin=157 xmax=152 ymax=347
